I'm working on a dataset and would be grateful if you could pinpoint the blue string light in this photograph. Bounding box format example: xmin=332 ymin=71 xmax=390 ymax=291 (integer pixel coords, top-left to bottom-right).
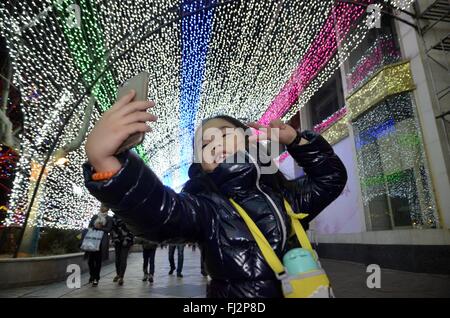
xmin=178 ymin=0 xmax=216 ymax=184
xmin=355 ymin=118 xmax=396 ymax=149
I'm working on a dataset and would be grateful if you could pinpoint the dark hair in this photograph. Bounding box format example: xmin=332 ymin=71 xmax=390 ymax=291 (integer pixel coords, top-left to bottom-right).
xmin=206 ymin=115 xmax=250 ymax=131
xmin=187 ymin=115 xmax=294 ymax=195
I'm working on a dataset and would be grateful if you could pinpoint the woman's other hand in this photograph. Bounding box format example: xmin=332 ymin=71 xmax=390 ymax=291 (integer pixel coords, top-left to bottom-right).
xmin=248 ymin=119 xmax=303 ymax=145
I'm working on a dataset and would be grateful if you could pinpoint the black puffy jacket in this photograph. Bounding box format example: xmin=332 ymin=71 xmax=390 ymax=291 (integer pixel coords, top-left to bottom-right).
xmin=83 ymin=131 xmax=347 ymax=298
xmin=111 ymin=215 xmax=135 ymax=248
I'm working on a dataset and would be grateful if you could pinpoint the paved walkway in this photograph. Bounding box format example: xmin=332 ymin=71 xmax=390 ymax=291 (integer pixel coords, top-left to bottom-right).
xmin=0 ymin=248 xmax=449 ymax=298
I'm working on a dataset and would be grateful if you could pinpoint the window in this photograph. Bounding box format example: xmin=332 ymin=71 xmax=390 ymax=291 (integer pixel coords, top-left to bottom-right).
xmin=308 ymin=69 xmax=345 ymax=127
xmin=352 ymin=94 xmax=438 ymax=230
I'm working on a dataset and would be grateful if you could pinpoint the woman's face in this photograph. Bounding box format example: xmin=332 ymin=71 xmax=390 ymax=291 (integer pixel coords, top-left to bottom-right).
xmin=195 ymin=118 xmax=247 ymax=173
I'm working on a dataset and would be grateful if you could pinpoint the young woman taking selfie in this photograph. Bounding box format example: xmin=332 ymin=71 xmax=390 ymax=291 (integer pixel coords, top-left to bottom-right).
xmin=83 ymin=90 xmax=347 ymax=298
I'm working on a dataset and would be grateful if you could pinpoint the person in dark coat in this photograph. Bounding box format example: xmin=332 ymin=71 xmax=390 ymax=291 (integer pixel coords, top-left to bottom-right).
xmin=83 ymin=92 xmax=347 ymax=298
xmin=168 ymin=244 xmax=185 ymax=277
xmin=111 ymin=215 xmax=134 ymax=285
xmin=86 ymin=204 xmax=113 ymax=286
xmin=200 ymin=245 xmax=208 ymax=277
xmin=135 ymin=237 xmax=158 ymax=283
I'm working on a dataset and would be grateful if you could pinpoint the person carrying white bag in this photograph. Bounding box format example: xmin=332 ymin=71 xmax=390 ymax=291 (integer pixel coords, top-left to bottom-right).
xmin=82 ymin=204 xmax=113 ymax=286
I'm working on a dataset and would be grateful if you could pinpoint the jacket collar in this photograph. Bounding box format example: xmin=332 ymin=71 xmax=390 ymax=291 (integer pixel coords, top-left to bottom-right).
xmin=186 ymin=149 xmax=279 ymax=197
xmin=208 ymin=155 xmax=257 ymax=197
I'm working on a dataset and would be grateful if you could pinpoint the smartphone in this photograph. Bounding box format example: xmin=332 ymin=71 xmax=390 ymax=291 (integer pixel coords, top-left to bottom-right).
xmin=115 ymin=72 xmax=150 ymax=154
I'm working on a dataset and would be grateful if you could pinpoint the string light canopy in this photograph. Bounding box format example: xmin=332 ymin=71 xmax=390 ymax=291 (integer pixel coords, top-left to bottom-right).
xmin=0 ymin=0 xmax=414 ymax=229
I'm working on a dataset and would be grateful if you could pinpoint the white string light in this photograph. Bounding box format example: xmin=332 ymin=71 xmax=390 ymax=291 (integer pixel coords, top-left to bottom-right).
xmin=0 ymin=0 xmax=416 ymax=229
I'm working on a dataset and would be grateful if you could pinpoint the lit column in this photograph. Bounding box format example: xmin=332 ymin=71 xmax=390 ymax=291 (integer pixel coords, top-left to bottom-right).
xmin=16 ymin=161 xmax=49 ymax=257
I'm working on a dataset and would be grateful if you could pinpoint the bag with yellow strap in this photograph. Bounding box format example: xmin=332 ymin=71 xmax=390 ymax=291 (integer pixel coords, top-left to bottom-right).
xmin=229 ymin=198 xmax=334 ymax=298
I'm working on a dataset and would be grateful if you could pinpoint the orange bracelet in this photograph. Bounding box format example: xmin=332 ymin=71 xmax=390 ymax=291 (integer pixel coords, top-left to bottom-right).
xmin=92 ymin=170 xmax=118 ymax=181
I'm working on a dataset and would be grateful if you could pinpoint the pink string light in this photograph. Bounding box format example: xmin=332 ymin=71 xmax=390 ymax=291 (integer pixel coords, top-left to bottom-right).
xmin=259 ymin=1 xmax=369 ymax=125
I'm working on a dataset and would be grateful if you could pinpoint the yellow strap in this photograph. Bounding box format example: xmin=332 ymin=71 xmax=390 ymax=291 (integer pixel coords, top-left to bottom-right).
xmin=229 ymin=197 xmax=316 ymax=275
xmin=229 ymin=198 xmax=285 ymax=275
xmin=282 ymin=199 xmax=313 ymax=252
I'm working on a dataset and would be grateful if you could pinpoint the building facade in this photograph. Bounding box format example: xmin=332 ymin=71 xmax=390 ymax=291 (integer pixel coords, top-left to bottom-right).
xmin=284 ymin=0 xmax=450 ymax=274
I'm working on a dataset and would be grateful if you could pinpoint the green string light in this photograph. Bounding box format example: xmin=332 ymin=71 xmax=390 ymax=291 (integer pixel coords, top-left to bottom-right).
xmin=53 ymin=0 xmax=148 ymax=162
